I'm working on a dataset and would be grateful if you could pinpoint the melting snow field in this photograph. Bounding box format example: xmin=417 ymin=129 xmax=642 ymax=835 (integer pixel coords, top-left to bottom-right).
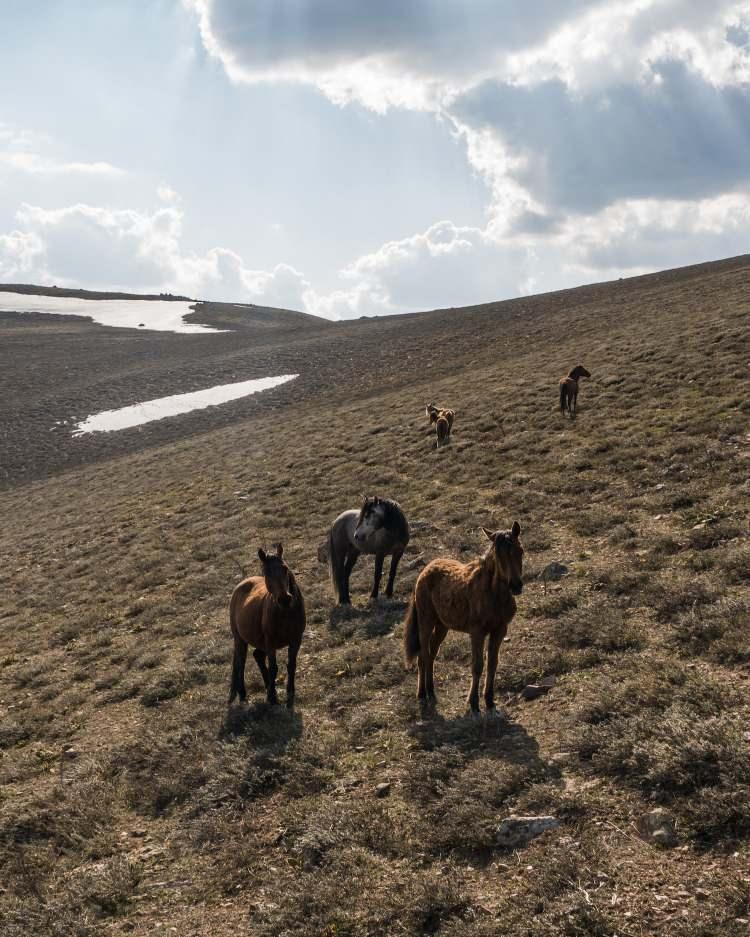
xmin=0 ymin=291 xmax=218 ymax=333
xmin=72 ymin=375 xmax=298 ymax=435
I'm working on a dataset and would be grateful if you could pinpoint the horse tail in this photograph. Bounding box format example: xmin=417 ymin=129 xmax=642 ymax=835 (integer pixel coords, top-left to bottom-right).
xmin=327 ymin=523 xmax=343 ymax=604
xmin=403 ymin=595 xmax=420 ymax=665
xmin=559 ymin=381 xmax=567 ymax=412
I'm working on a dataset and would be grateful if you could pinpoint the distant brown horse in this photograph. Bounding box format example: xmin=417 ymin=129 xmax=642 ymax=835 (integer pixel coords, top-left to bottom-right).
xmin=559 ymin=365 xmax=591 ymax=417
xmin=426 ymin=403 xmax=455 ymax=448
xmin=403 ymin=522 xmax=524 ymax=715
xmin=228 ymin=544 xmax=305 ymax=708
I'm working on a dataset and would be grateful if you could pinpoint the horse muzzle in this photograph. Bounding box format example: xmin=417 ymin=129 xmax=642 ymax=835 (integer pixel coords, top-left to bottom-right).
xmin=510 ymin=580 xmax=523 ymax=596
xmin=278 ymin=593 xmax=293 ymax=608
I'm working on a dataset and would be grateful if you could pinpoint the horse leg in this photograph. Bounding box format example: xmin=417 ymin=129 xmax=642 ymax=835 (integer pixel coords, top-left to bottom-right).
xmin=416 ymin=594 xmax=438 ymax=704
xmin=286 ymin=640 xmax=300 ymax=709
xmin=484 ymin=632 xmax=501 ymax=714
xmin=252 ymin=648 xmax=270 ymax=691
xmin=417 ymin=655 xmax=427 ymax=701
xmin=341 ymin=549 xmax=358 ymax=604
xmin=467 ymin=631 xmax=486 ymax=715
xmin=370 ymin=552 xmax=384 ymax=599
xmin=229 ymin=637 xmax=248 ymax=704
xmin=426 ymin=624 xmax=448 ymax=701
xmin=266 ymin=652 xmax=279 ymax=705
xmin=384 ymin=548 xmax=404 ymax=598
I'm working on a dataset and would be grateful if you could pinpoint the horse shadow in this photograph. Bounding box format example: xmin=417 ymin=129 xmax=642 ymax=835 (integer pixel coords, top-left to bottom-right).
xmin=220 ymin=700 xmax=303 ymax=750
xmin=328 ymin=598 xmax=407 ymax=638
xmin=406 ymin=705 xmax=544 ymax=772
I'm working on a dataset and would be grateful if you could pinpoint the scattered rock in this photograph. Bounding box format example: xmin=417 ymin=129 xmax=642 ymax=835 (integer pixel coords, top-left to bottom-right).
xmin=521 ymin=676 xmax=556 ymax=701
xmin=541 ymin=562 xmax=569 ymax=582
xmin=295 ymin=833 xmax=333 ymax=871
xmin=496 ymin=815 xmax=560 ymax=848
xmin=405 ymin=554 xmax=426 ymax=570
xmin=550 ymin=751 xmax=575 ymax=767
xmin=375 ymin=782 xmax=391 ymax=798
xmin=637 ymin=809 xmax=678 ymax=848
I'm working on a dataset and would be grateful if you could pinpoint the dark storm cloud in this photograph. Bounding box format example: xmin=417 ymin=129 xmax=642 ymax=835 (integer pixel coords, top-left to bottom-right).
xmin=191 ymin=0 xmax=596 ymax=79
xmin=452 ymin=60 xmax=750 ymax=213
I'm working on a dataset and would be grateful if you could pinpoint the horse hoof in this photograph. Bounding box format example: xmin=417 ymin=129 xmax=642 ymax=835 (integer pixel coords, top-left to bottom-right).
xmin=486 ymin=707 xmax=502 ymax=720
xmin=467 ymin=709 xmax=481 ymax=722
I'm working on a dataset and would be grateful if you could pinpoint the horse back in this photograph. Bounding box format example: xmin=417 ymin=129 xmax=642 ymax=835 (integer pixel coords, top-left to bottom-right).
xmin=416 ymin=557 xmax=514 ymax=635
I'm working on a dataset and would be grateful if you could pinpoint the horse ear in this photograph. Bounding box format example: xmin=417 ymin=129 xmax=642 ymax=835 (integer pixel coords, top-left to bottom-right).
xmin=481 ymin=526 xmax=496 ymax=541
xmin=258 ymin=548 xmax=267 ymax=562
xmin=511 ymin=521 xmax=521 ymax=539
xmin=276 ymin=543 xmax=283 ymax=558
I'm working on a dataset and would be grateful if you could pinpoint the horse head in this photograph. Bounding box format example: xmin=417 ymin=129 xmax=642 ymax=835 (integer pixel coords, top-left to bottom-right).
xmin=481 ymin=522 xmax=524 ymax=595
xmin=257 ymin=543 xmax=294 ymax=607
xmin=571 ymin=364 xmax=591 ymax=380
xmin=354 ymin=496 xmax=385 ymax=543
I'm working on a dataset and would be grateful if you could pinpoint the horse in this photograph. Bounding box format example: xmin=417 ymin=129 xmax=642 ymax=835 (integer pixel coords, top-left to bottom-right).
xmin=426 ymin=403 xmax=455 ymax=448
xmin=403 ymin=522 xmax=524 ymax=715
xmin=327 ymin=496 xmax=410 ymax=604
xmin=559 ymin=365 xmax=591 ymax=417
xmin=228 ymin=544 xmax=305 ymax=708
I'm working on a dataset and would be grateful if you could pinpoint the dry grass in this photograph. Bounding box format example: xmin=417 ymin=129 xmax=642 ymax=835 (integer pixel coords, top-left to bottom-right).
xmin=1 ymin=256 xmax=750 ymax=934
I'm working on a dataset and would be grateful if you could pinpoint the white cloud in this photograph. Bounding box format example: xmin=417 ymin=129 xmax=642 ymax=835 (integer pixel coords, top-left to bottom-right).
xmin=0 ymin=120 xmax=126 ymax=178
xmin=0 ymin=229 xmax=45 ymax=280
xmin=0 ymin=152 xmax=124 ymax=176
xmin=7 ymin=197 xmax=311 ymax=310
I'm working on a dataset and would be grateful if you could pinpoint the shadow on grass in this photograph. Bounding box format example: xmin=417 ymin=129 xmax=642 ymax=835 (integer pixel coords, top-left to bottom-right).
xmin=220 ymin=701 xmax=303 ymax=749
xmin=407 ymin=706 xmax=543 ymax=768
xmin=328 ymin=597 xmax=407 ymax=638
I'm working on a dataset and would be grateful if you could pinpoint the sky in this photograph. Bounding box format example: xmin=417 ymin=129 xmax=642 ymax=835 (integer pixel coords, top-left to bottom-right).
xmin=1 ymin=0 xmax=750 ymax=318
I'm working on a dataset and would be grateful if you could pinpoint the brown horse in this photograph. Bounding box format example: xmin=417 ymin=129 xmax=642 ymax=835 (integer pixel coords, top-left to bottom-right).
xmin=426 ymin=403 xmax=455 ymax=448
xmin=228 ymin=544 xmax=305 ymax=708
xmin=559 ymin=365 xmax=591 ymax=416
xmin=403 ymin=522 xmax=524 ymax=715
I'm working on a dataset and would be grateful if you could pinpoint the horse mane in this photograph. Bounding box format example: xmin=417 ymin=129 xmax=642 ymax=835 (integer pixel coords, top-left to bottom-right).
xmin=359 ymin=497 xmax=409 ymax=542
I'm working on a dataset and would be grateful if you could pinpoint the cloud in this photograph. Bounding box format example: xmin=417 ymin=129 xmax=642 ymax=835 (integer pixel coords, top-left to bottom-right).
xmin=185 ymin=0 xmax=595 ymax=109
xmin=0 ymin=121 xmax=126 ymax=178
xmin=0 ymin=229 xmax=45 ymax=280
xmin=0 ymin=152 xmax=124 ymax=176
xmin=8 ymin=198 xmax=311 ymax=310
xmin=451 ymin=59 xmax=750 ymax=216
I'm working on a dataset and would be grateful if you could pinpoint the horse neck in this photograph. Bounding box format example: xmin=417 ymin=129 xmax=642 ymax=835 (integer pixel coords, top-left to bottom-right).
xmin=476 ymin=551 xmax=510 ymax=600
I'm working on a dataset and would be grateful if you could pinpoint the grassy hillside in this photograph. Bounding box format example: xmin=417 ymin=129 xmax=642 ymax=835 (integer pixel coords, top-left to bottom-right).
xmin=1 ymin=256 xmax=749 ymax=935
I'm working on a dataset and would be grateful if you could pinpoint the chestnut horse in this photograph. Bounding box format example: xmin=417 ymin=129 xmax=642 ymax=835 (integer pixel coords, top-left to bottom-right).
xmin=228 ymin=544 xmax=305 ymax=708
xmin=426 ymin=403 xmax=455 ymax=448
xmin=403 ymin=523 xmax=524 ymax=715
xmin=559 ymin=365 xmax=591 ymax=417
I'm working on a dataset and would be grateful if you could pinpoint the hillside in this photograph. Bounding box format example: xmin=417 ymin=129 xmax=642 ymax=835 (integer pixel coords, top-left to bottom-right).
xmin=1 ymin=256 xmax=749 ymax=936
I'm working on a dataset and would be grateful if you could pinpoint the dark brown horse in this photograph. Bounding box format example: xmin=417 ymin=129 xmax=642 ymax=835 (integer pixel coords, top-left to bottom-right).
xmin=403 ymin=522 xmax=524 ymax=715
xmin=327 ymin=496 xmax=410 ymax=604
xmin=426 ymin=403 xmax=455 ymax=448
xmin=559 ymin=365 xmax=591 ymax=416
xmin=228 ymin=544 xmax=305 ymax=708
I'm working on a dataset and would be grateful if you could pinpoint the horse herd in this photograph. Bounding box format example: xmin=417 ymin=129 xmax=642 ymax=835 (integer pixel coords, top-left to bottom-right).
xmin=228 ymin=365 xmax=590 ymax=716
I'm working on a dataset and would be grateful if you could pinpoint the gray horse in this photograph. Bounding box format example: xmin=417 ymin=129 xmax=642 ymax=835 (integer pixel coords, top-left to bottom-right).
xmin=326 ymin=496 xmax=410 ymax=604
